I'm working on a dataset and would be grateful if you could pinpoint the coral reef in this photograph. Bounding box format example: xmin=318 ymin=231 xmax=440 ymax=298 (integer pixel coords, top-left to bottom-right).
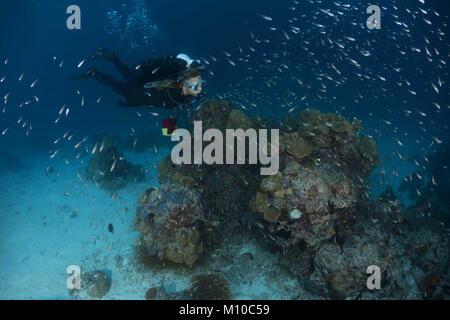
xmin=132 ymin=99 xmax=449 ymax=300
xmin=185 ymin=272 xmax=232 ymax=300
xmin=155 ymin=100 xmax=264 ymax=247
xmin=305 ymin=238 xmax=385 ymax=299
xmin=279 ymin=109 xmax=379 ymax=179
xmin=135 ymin=183 xmax=205 ymax=266
xmin=249 ymin=108 xmax=379 ymax=249
xmin=321 ymin=192 xmax=450 ymax=300
xmin=135 ymin=100 xmax=264 ymax=268
xmin=85 ymin=135 xmax=145 ymax=191
xmin=250 ymin=162 xmax=359 ymax=248
xmin=135 ymin=100 xmax=380 ymax=265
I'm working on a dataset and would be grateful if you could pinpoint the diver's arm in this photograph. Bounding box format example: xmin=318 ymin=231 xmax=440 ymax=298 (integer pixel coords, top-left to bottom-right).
xmin=137 ymin=54 xmax=187 ymax=79
xmin=115 ymin=87 xmax=167 ymax=108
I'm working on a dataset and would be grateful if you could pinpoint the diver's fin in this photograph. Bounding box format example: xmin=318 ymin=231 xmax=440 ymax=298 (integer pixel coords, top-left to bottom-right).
xmin=89 ymin=47 xmax=115 ymax=61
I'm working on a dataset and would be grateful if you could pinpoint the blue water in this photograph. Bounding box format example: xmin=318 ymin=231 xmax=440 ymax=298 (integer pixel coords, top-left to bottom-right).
xmin=0 ymin=0 xmax=448 ymax=300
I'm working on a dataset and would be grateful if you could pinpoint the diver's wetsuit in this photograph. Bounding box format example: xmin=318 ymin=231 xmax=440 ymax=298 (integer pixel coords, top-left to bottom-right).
xmin=90 ymin=54 xmax=198 ymax=109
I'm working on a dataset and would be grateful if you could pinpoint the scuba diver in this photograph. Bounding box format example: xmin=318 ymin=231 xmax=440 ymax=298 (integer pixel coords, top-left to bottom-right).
xmin=68 ymin=48 xmax=207 ymax=135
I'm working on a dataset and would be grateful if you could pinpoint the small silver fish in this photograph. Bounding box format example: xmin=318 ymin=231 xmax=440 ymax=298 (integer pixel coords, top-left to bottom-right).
xmin=50 ymin=150 xmax=59 ymax=159
xmin=91 ymin=142 xmax=98 ymax=154
xmin=417 ymin=110 xmax=426 ymax=117
xmin=227 ymin=58 xmax=236 ymax=66
xmin=394 ymin=138 xmax=403 ymax=146
xmin=257 ymin=14 xmax=273 ymax=21
xmin=431 ymin=82 xmax=439 ymax=94
xmin=58 ymin=105 xmax=65 ymax=115
xmin=431 ymin=136 xmax=442 ymax=144
xmin=110 ymin=159 xmax=117 ymax=172
xmin=74 ymin=137 xmax=87 ymax=149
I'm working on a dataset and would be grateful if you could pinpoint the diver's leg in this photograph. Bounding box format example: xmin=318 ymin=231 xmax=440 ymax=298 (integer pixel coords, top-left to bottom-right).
xmin=110 ymin=54 xmax=135 ymax=83
xmin=89 ymin=47 xmax=135 ymax=82
xmin=91 ymin=70 xmax=129 ymax=97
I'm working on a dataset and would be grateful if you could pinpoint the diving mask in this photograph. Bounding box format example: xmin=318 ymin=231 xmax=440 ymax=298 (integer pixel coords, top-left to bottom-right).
xmin=183 ymin=79 xmax=206 ymax=91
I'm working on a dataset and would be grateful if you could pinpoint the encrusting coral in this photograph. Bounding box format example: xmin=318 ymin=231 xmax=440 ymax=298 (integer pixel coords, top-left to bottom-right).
xmin=250 ymin=162 xmax=359 ymax=248
xmin=135 ymin=183 xmax=204 ymax=266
